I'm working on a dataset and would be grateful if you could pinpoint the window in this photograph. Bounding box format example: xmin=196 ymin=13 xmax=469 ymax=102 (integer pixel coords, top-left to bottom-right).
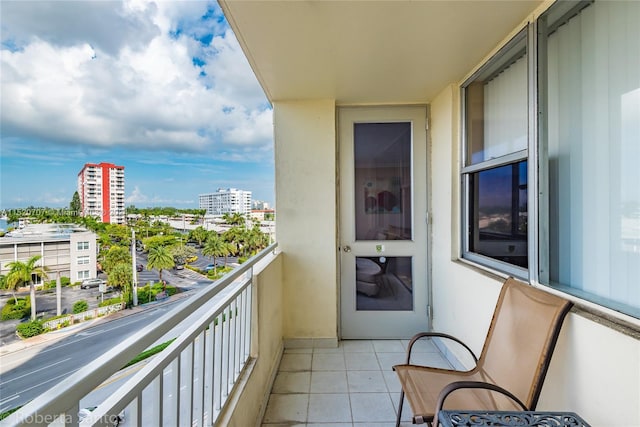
xmin=77 ymin=255 xmax=90 ymax=265
xmin=461 ymin=28 xmax=529 ymax=276
xmin=77 ymin=241 xmax=89 ymax=250
xmin=78 ymin=270 xmax=90 ymax=280
xmin=538 ymin=0 xmax=640 ymax=318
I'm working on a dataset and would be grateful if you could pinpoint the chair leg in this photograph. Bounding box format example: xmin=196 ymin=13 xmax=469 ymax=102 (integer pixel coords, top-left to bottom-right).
xmin=396 ymin=390 xmax=405 ymax=427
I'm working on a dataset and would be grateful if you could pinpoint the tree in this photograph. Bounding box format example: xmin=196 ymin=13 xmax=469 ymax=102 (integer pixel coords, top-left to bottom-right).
xmin=222 ymin=226 xmax=245 ymax=256
xmin=102 ymin=245 xmax=132 ymax=273
xmin=189 ymin=226 xmax=208 ymax=247
xmin=222 ymin=212 xmax=246 ymax=226
xmin=147 ymin=246 xmax=174 ymax=282
xmin=202 ymin=234 xmax=225 ymax=272
xmin=6 ymin=255 xmax=48 ymax=320
xmin=108 ymin=263 xmax=133 ymax=290
xmin=0 ymin=274 xmax=18 ymax=304
xmin=105 ymin=224 xmax=131 ymax=245
xmin=142 ymin=235 xmax=177 ymax=251
xmin=70 ymin=191 xmax=82 ymax=217
xmin=221 ymin=242 xmax=234 ymax=268
xmin=170 ymin=244 xmax=196 ymax=266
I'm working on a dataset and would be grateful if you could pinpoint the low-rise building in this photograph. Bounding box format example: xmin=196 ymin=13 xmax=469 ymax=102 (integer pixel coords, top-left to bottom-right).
xmin=0 ymin=224 xmax=98 ymax=285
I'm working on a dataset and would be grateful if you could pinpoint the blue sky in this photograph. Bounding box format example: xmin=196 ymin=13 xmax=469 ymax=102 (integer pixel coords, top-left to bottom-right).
xmin=0 ymin=0 xmax=274 ymax=210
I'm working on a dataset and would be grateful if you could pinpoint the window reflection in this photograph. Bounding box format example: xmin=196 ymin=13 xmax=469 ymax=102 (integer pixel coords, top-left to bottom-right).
xmin=354 ymin=122 xmax=412 ymax=241
xmin=469 ymin=161 xmax=528 ymax=268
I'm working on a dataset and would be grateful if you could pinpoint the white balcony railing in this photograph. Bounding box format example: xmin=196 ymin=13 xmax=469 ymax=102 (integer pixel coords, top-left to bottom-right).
xmin=4 ymin=243 xmax=278 ymax=427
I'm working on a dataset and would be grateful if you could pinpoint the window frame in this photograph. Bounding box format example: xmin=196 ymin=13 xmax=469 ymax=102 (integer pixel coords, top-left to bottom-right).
xmin=535 ymin=0 xmax=640 ymax=321
xmin=460 ymin=26 xmax=534 ymax=280
xmin=459 ymin=2 xmax=640 ymax=324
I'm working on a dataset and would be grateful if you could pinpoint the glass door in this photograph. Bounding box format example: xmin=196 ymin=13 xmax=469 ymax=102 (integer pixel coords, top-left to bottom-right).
xmin=339 ymin=106 xmax=430 ymax=338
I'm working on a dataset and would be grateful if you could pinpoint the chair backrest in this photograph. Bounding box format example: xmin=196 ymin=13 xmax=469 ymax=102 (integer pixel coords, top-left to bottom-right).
xmin=476 ymin=277 xmax=572 ymax=410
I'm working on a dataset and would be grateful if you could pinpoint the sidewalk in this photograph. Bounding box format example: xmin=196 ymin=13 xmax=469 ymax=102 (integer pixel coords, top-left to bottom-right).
xmin=0 ymin=291 xmax=193 ymax=356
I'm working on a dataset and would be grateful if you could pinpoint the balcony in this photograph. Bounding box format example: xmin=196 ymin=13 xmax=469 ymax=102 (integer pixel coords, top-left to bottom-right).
xmin=5 ymin=244 xmax=284 ymax=426
xmin=4 ymin=243 xmax=450 ymax=427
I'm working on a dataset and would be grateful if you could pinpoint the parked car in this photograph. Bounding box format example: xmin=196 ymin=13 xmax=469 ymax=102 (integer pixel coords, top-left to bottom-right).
xmin=81 ymin=278 xmax=105 ymax=289
xmin=136 ymin=264 xmax=144 ymax=272
xmin=175 ymin=264 xmax=185 ymax=270
xmin=204 ymin=264 xmax=215 ymax=272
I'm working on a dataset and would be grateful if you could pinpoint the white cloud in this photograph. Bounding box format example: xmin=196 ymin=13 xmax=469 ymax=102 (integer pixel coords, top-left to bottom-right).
xmin=126 ymin=186 xmax=149 ymax=204
xmin=125 ymin=185 xmax=193 ymax=206
xmin=0 ymin=0 xmax=273 ymax=161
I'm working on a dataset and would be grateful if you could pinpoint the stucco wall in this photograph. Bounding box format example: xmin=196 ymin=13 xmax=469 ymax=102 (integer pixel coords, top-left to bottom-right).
xmin=429 ymin=84 xmax=640 ymax=427
xmin=273 ymin=100 xmax=338 ymax=340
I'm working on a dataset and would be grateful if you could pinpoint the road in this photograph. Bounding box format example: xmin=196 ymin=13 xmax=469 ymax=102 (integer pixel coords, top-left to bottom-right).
xmin=0 ymin=300 xmax=186 ymax=413
xmin=0 ymin=250 xmax=213 ymax=346
xmin=0 ymin=266 xmax=215 ymax=414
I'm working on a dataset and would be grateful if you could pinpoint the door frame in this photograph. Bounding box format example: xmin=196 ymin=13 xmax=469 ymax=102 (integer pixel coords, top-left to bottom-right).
xmin=337 ymin=105 xmax=432 ymax=339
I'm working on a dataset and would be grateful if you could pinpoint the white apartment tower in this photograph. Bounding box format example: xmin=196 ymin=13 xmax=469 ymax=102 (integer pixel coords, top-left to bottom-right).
xmin=199 ymin=188 xmax=252 ymax=216
xmin=77 ymin=162 xmax=125 ymax=224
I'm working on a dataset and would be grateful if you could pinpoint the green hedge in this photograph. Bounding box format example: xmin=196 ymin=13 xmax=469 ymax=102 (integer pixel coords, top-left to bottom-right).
xmin=122 ymin=338 xmax=176 ymax=369
xmin=137 ymin=283 xmax=178 ymax=304
xmin=42 ymin=276 xmax=71 ymax=289
xmin=73 ymin=300 xmax=89 ymax=314
xmin=99 ymin=297 xmax=123 ymax=307
xmin=1 ymin=297 xmax=31 ymax=320
xmin=16 ymin=320 xmax=43 ymax=338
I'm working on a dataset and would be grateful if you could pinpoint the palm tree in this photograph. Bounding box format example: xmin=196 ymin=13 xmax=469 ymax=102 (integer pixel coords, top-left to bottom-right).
xmin=222 ymin=212 xmax=246 ymax=226
xmin=0 ymin=274 xmax=18 ymax=304
xmin=108 ymin=263 xmax=133 ymax=290
xmin=202 ymin=234 xmax=225 ymax=273
xmin=6 ymin=255 xmax=48 ymax=320
xmin=146 ymin=246 xmax=174 ymax=282
xmin=189 ymin=226 xmax=208 ymax=247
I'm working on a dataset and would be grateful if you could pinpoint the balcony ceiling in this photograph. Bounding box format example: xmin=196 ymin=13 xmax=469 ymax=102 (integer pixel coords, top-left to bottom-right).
xmin=219 ymin=0 xmax=542 ymax=105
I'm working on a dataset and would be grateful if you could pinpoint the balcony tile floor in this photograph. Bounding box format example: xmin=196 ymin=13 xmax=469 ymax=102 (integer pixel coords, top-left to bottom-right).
xmin=261 ymin=339 xmax=453 ymax=427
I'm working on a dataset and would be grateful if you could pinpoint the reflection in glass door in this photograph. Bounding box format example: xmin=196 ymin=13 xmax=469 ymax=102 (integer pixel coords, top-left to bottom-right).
xmin=356 ymin=256 xmax=412 ymax=311
xmin=355 ymin=122 xmax=412 ymax=241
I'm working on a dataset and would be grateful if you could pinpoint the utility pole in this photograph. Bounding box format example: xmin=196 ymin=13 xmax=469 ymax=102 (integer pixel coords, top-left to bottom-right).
xmin=131 ymin=228 xmax=138 ymax=306
xmin=56 ymin=271 xmax=62 ymax=316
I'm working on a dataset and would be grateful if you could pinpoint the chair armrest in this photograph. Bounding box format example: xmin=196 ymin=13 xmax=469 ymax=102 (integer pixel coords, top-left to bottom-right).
xmin=405 ymin=332 xmax=478 ymax=365
xmin=433 ymin=381 xmax=529 ymax=427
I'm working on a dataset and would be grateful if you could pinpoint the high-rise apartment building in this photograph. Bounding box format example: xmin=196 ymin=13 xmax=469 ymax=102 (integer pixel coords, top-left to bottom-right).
xmin=77 ymin=162 xmax=125 ymax=224
xmin=199 ymin=188 xmax=252 ymax=216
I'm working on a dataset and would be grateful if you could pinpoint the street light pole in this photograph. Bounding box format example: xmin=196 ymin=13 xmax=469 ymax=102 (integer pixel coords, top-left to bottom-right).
xmin=131 ymin=228 xmax=138 ymax=306
xmin=56 ymin=271 xmax=62 ymax=316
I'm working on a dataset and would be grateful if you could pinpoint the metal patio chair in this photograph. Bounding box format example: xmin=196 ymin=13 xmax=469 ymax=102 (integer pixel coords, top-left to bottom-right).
xmin=393 ymin=277 xmax=573 ymax=426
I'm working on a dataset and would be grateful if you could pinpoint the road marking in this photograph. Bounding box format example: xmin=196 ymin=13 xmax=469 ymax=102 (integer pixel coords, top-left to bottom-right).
xmin=2 ymin=357 xmax=72 ymax=384
xmin=0 ymin=393 xmax=21 ymax=407
xmin=12 ymin=371 xmax=72 ymax=396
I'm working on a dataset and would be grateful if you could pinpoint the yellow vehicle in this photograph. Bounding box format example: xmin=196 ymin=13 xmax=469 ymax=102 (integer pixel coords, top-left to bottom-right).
xmin=186 ymin=255 xmax=198 ymax=263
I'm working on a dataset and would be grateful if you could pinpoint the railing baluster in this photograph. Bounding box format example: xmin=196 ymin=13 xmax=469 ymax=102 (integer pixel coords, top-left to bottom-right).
xmin=197 ymin=330 xmax=206 ymax=426
xmin=204 ymin=320 xmax=215 ymax=426
xmin=224 ymin=304 xmax=232 ymax=397
xmin=167 ymin=356 xmax=181 ymax=426
xmin=230 ymin=298 xmax=237 ymax=384
xmin=158 ymin=370 xmax=164 ymax=427
xmin=134 ymin=394 xmax=142 ymax=427
xmin=246 ymin=282 xmax=253 ymax=359
xmin=213 ymin=315 xmax=222 ymax=413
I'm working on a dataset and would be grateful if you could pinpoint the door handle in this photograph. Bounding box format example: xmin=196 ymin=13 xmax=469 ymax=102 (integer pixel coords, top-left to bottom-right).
xmin=343 ymin=245 xmax=351 ymax=253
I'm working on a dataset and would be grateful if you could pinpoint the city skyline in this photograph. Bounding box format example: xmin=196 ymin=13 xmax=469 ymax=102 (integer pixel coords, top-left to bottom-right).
xmin=0 ymin=1 xmax=274 ymax=210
